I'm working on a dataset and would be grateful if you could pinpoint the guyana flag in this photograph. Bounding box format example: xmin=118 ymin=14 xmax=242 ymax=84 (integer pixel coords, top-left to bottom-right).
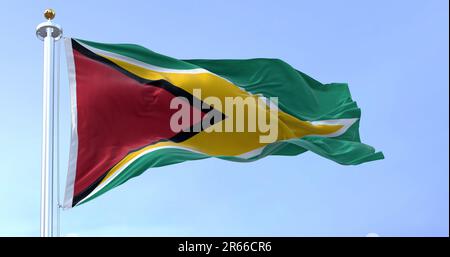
xmin=63 ymin=38 xmax=383 ymax=208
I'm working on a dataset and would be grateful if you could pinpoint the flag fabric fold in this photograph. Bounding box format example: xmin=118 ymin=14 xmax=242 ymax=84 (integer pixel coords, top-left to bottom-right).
xmin=63 ymin=38 xmax=383 ymax=208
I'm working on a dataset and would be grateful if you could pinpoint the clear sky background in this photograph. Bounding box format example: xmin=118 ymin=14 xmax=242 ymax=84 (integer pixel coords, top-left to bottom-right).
xmin=0 ymin=0 xmax=448 ymax=236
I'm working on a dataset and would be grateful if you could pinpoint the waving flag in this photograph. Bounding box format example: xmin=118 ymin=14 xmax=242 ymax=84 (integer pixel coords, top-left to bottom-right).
xmin=63 ymin=38 xmax=383 ymax=208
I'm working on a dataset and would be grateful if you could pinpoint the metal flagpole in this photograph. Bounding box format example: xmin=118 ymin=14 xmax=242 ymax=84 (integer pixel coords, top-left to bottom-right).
xmin=36 ymin=9 xmax=63 ymax=237
xmin=55 ymin=33 xmax=61 ymax=238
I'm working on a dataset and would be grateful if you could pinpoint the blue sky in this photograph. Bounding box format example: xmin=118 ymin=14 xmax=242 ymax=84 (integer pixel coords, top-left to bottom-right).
xmin=0 ymin=0 xmax=448 ymax=236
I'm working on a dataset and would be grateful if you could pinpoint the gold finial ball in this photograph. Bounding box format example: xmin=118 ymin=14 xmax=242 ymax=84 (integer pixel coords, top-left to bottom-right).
xmin=44 ymin=9 xmax=55 ymax=20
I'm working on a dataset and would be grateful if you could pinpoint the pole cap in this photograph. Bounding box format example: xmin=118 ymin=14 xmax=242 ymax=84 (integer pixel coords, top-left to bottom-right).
xmin=36 ymin=9 xmax=63 ymax=41
xmin=44 ymin=9 xmax=56 ymax=20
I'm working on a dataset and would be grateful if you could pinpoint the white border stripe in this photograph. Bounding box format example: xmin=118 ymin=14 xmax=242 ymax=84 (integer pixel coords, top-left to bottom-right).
xmin=235 ymin=118 xmax=358 ymax=159
xmin=236 ymin=147 xmax=266 ymax=159
xmin=77 ymin=141 xmax=275 ymax=206
xmin=76 ymin=118 xmax=358 ymax=206
xmin=63 ymin=38 xmax=79 ymax=209
xmin=76 ymin=146 xmax=206 ymax=206
xmin=310 ymin=118 xmax=358 ymax=137
xmin=76 ymin=40 xmax=210 ymax=75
